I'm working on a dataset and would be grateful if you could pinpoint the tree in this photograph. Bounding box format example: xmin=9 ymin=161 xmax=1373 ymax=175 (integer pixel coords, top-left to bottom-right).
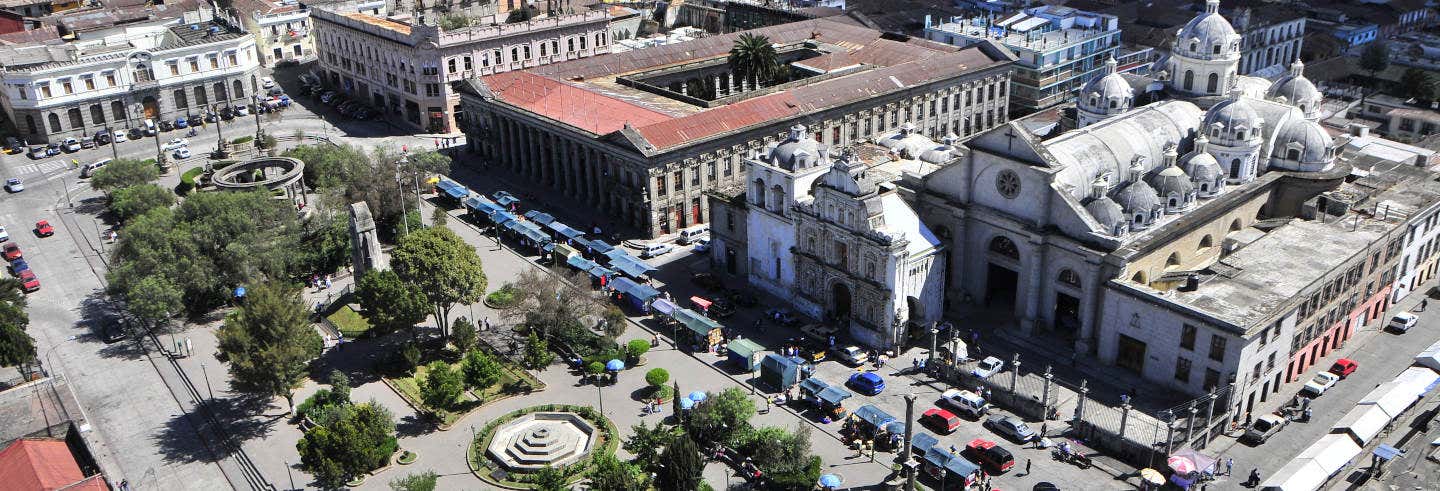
xmin=644 ymin=368 xmax=669 ymax=388
xmin=450 ymin=316 xmax=476 ymax=352
xmin=1361 ymin=42 xmax=1391 ymax=104
xmin=356 ymin=269 xmax=430 ymax=339
xmin=602 ymin=305 xmax=626 ymax=338
xmin=89 ymin=158 xmax=159 ymax=192
xmin=655 ymin=433 xmax=703 ymax=491
xmin=1400 ymin=67 xmax=1438 ymax=101
xmin=401 ymin=343 xmax=422 ymax=374
xmin=507 ymin=267 xmax=606 ymax=341
xmin=216 ymin=282 xmax=323 ymax=412
xmin=522 ymin=332 xmax=554 ymax=369
xmin=109 ymin=184 xmax=175 ymax=221
xmin=389 ymin=471 xmax=438 ymax=491
xmin=420 ymin=361 xmax=463 ymax=411
xmin=729 ymin=33 xmax=781 ymax=88
xmin=0 ymin=323 xmax=34 ymax=379
xmin=118 ymin=274 xmax=181 ymax=333
xmin=460 ymin=349 xmax=502 ymax=392
xmin=529 ymin=464 xmax=567 ymax=491
xmin=625 ymin=339 xmax=650 ymax=365
xmin=296 ymin=401 xmax=398 ymax=487
xmin=328 ymin=370 xmax=352 ymax=404
xmin=588 ymin=450 xmax=650 ymax=491
xmin=686 ymin=387 xmax=755 ymax=447
xmin=741 ymin=425 xmax=820 ymax=490
xmin=295 ymin=213 xmax=352 ymax=276
xmin=390 ymin=227 xmax=486 ymax=336
xmin=430 ymin=206 xmax=449 ymax=226
xmin=623 ymin=421 xmax=677 ymax=473
xmin=584 ymin=361 xmax=605 ymax=384
xmin=672 ymin=381 xmax=683 ymax=422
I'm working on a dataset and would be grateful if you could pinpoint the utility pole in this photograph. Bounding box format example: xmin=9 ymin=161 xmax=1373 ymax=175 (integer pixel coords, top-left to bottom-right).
xmin=104 ymin=125 xmax=118 ymax=160
xmin=395 ymin=157 xmax=410 ymax=236
xmin=212 ymin=104 xmax=225 ymax=154
xmin=901 ymin=394 xmax=917 ymax=491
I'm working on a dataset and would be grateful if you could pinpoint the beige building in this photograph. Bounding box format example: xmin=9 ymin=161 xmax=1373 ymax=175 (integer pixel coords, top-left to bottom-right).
xmin=311 ymin=5 xmax=611 ymax=133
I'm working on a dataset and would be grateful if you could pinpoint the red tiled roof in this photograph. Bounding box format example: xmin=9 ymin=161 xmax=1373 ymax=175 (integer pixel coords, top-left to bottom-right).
xmin=0 ymin=439 xmax=106 ymax=491
xmin=636 ymin=92 xmax=803 ymax=149
xmin=482 ymin=71 xmax=672 ymax=135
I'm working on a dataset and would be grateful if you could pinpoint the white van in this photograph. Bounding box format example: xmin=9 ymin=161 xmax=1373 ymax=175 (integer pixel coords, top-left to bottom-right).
xmin=939 ymin=388 xmax=989 ymax=418
xmin=81 ymin=158 xmax=112 ymax=178
xmin=677 ymin=225 xmax=709 ymax=245
xmin=640 ymin=242 xmax=674 ymax=258
xmin=142 ymin=119 xmax=157 ymax=136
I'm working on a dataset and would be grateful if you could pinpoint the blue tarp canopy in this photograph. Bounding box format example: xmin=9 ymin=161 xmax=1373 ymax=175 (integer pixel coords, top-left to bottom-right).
xmin=542 ymin=242 xmax=557 ymax=252
xmin=911 ymin=432 xmax=939 ymax=455
xmin=651 ymin=298 xmax=679 ymax=315
xmin=1375 ymin=444 xmax=1404 ymax=461
xmin=854 ymin=404 xmax=896 ymax=430
xmin=944 ymin=455 xmax=981 ymax=477
xmin=818 ymin=386 xmax=853 ymax=406
xmin=799 ymin=377 xmax=830 ymax=396
xmin=609 ymin=277 xmax=661 ymax=303
xmin=581 ymin=239 xmax=615 ymax=255
xmin=587 ymin=265 xmax=616 ymax=279
xmin=436 ymin=179 xmax=468 ymax=199
xmin=520 ymin=227 xmax=551 ymax=244
xmin=523 ymin=210 xmax=555 ymax=226
xmin=566 ymin=255 xmax=599 ymax=271
xmin=923 ymin=447 xmax=953 ymax=468
xmin=488 ymin=210 xmax=516 ymax=225
xmin=609 ymin=256 xmax=655 ymax=278
xmin=547 ymin=221 xmax=586 ymax=240
xmin=603 ymin=248 xmax=633 ymax=261
xmin=673 ymin=308 xmax=722 ymax=337
xmin=464 ymin=196 xmax=500 ymax=214
xmin=503 ymin=220 xmax=526 ymax=232
xmin=493 ymin=191 xmax=519 ymax=207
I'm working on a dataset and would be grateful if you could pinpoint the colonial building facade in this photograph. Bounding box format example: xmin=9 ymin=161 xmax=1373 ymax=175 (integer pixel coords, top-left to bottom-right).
xmin=458 ymin=18 xmax=1016 ymax=238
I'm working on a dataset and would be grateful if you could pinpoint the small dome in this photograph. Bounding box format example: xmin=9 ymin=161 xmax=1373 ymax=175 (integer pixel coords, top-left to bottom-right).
xmin=1184 ymin=152 xmax=1222 ymax=182
xmin=768 ymin=124 xmax=828 ymax=170
xmin=1202 ymin=94 xmax=1262 ymax=142
xmin=1271 ymin=118 xmax=1334 ymax=166
xmin=1079 ymin=58 xmax=1133 ymax=115
xmin=1148 ymin=165 xmax=1194 ymax=197
xmin=1084 ymin=196 xmax=1125 ymax=229
xmin=1112 ymin=180 xmax=1162 ymax=213
xmin=1267 ymin=60 xmax=1321 ymax=111
xmin=1175 ymin=0 xmax=1238 ymax=56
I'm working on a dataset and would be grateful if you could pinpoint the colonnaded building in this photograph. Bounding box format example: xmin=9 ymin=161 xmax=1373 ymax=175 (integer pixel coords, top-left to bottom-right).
xmin=457 ymin=18 xmax=1016 ymax=237
xmin=718 ymin=0 xmax=1440 ymax=424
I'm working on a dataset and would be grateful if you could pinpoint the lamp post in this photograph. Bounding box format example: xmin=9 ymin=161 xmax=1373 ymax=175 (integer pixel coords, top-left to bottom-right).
xmin=104 ymin=125 xmax=119 ymax=160
xmin=394 ymin=157 xmax=410 ymax=236
xmin=200 ymin=362 xmax=215 ymax=402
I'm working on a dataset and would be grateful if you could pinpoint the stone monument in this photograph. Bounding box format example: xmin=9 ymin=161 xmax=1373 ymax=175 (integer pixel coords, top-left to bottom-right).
xmin=349 ymin=202 xmax=387 ymax=278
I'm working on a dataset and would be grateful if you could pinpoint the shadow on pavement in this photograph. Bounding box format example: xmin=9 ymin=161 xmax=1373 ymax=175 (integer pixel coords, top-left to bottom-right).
xmin=153 ymin=411 xmax=224 ymax=465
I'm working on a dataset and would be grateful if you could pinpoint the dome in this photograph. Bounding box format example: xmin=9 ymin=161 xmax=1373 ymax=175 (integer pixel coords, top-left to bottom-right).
xmin=1271 ymin=118 xmax=1334 ymax=166
xmin=1084 ymin=196 xmax=1126 ymax=229
xmin=1080 ymin=58 xmax=1133 ymax=114
xmin=768 ymin=124 xmax=828 ymax=170
xmin=1175 ymin=0 xmax=1238 ymax=55
xmin=1148 ymin=165 xmax=1194 ymax=197
xmin=1267 ymin=60 xmax=1321 ymax=110
xmin=1184 ymin=152 xmax=1222 ymax=182
xmin=1202 ymin=94 xmax=1262 ymax=141
xmin=1112 ymin=180 xmax=1162 ymax=213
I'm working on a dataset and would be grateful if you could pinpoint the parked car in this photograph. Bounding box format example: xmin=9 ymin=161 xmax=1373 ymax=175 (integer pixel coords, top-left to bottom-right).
xmin=640 ymin=242 xmax=674 ymax=258
xmin=691 ymin=272 xmax=725 ymax=291
xmin=159 ymin=120 xmax=174 ymax=132
xmin=173 ymin=148 xmax=191 ymax=159
xmin=1389 ymin=312 xmax=1419 ymax=333
xmin=61 ymin=137 xmax=81 ymax=152
xmin=162 ymin=138 xmax=189 ymax=151
xmin=174 ymin=117 xmax=189 ymax=129
xmin=1299 ymin=371 xmax=1340 ymax=398
xmin=113 ymin=131 xmax=128 ymax=143
xmin=5 ymin=178 xmax=23 ymax=193
xmin=0 ymin=226 xmax=9 ymax=242
xmin=707 ymin=298 xmax=736 ymax=318
xmin=82 ymin=159 xmax=111 ymax=178
xmin=800 ymin=323 xmax=839 ymax=340
xmin=18 ymin=269 xmax=38 ymax=292
xmin=80 ymin=139 xmax=94 ymax=149
xmin=963 ymin=439 xmax=1015 ymax=474
xmin=940 ymin=389 xmax=990 ymax=418
xmin=33 ymin=220 xmax=52 ymax=237
xmin=692 ymin=238 xmax=711 ymax=253
xmin=26 ymin=146 xmax=46 ymax=159
xmin=921 ymin=408 xmax=962 ymax=434
xmin=984 ymin=415 xmax=1036 ymax=443
xmin=9 ymin=258 xmax=28 ymax=275
xmin=1329 ymin=358 xmax=1358 ymax=379
xmin=793 ymin=338 xmax=827 ymax=363
xmin=971 ymin=356 xmax=1004 ymax=379
xmin=261 ymin=76 xmax=275 ymax=89
xmin=834 ymin=345 xmax=869 ymax=366
xmin=4 ymin=137 xmax=23 ymax=154
xmin=126 ymin=128 xmax=142 ymax=140
xmin=1243 ymin=413 xmax=1288 ymax=444
xmin=3 ymin=242 xmax=21 ymax=260
xmin=847 ymin=372 xmax=885 ymax=396
xmin=93 ymin=131 xmax=111 ymax=145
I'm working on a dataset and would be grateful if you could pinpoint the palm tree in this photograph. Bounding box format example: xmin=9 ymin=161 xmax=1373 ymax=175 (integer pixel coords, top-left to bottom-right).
xmin=728 ymin=34 xmax=781 ymax=89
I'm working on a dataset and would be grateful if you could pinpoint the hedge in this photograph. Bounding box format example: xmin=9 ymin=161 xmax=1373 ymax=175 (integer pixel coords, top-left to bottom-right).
xmin=176 ymin=167 xmax=204 ymax=195
xmin=230 ymin=135 xmax=254 ymax=145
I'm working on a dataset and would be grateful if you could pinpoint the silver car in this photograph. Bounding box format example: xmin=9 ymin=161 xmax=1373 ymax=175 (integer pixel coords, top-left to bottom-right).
xmin=985 ymin=415 xmax=1036 ymax=443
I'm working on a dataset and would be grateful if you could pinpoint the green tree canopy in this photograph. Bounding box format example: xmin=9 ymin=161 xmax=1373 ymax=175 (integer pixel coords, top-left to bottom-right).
xmin=508 ymin=267 xmax=605 ymax=341
xmin=296 ymin=401 xmax=398 ymax=487
xmin=450 ymin=316 xmax=476 ymax=352
xmin=529 ymin=465 xmax=567 ymax=491
xmin=390 ymin=227 xmax=486 ymax=335
xmin=0 ymin=277 xmax=32 ymax=378
xmin=742 ymin=425 xmax=821 ymax=490
xmin=1361 ymin=42 xmax=1390 ymax=78
xmin=420 ymin=361 xmax=463 ymax=411
xmin=109 ymin=184 xmax=175 ymax=221
xmin=588 ymin=450 xmax=650 ymax=491
xmin=686 ymin=387 xmax=755 ymax=447
xmin=356 ymin=269 xmax=429 ymax=339
xmin=644 ymin=368 xmax=669 ymax=387
xmin=728 ymin=33 xmax=781 ymax=86
xmin=388 ymin=471 xmax=438 ymax=491
xmin=216 ymin=281 xmax=323 ymax=411
xmin=522 ymin=332 xmax=554 ymax=369
xmin=1400 ymin=67 xmax=1438 ymax=101
xmin=622 ymin=421 xmax=676 ymax=473
xmin=655 ymin=433 xmax=703 ymax=491
xmin=460 ymin=349 xmax=502 ymax=391
xmin=89 ymin=158 xmax=159 ymax=192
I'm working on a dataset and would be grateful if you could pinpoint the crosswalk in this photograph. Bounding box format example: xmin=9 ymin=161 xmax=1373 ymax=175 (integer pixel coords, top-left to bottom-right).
xmin=13 ymin=161 xmax=69 ymax=177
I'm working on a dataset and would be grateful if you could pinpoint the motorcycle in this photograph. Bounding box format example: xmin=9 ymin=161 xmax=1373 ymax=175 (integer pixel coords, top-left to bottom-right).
xmin=186 ymin=128 xmax=198 ymax=137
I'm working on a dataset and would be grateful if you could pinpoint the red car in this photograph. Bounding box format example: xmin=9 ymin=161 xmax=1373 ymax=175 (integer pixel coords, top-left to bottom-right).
xmin=1329 ymin=358 xmax=1358 ymax=379
xmin=964 ymin=438 xmax=1015 ymax=474
xmin=921 ymin=408 xmax=962 ymax=434
xmin=34 ymin=220 xmax=52 ymax=237
xmin=18 ymin=270 xmax=38 ymax=292
xmin=3 ymin=243 xmax=21 ymax=261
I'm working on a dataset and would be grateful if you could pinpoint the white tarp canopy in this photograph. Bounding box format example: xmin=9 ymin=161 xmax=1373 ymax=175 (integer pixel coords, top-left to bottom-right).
xmin=1359 ymin=381 xmax=1420 ymax=418
xmin=1332 ymin=404 xmax=1392 ymax=445
xmin=1297 ymin=434 xmax=1362 ymax=475
xmin=1416 ymin=339 xmax=1440 ymax=372
xmin=1259 ymin=457 xmax=1327 ymax=491
xmin=1393 ymin=366 xmax=1440 ymax=398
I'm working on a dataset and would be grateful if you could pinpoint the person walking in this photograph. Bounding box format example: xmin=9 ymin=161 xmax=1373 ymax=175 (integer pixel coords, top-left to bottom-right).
xmin=1024 ymin=458 xmax=1032 ymax=476
xmin=1226 ymin=457 xmax=1234 ymax=476
xmin=1422 ymin=299 xmax=1430 ymax=312
xmin=1247 ymin=468 xmax=1260 ymax=486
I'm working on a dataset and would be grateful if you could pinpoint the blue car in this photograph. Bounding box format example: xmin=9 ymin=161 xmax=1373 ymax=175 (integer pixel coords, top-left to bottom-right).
xmin=848 ymin=372 xmax=885 ymax=396
xmin=175 ymin=117 xmax=189 ymax=129
xmin=9 ymin=258 xmax=28 ymax=275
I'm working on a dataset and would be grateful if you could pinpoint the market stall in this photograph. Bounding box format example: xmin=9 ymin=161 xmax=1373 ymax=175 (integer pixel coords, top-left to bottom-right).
xmin=673 ymin=308 xmax=723 ymax=352
xmin=728 ymin=338 xmax=764 ymax=371
xmin=608 ymin=277 xmax=661 ymax=313
xmin=759 ymin=354 xmax=811 ymax=391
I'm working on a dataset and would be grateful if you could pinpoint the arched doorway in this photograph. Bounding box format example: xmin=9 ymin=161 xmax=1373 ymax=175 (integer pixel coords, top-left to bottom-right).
xmin=141 ymin=96 xmax=159 ymax=119
xmin=724 ymin=247 xmax=737 ymax=275
xmin=831 ymin=282 xmax=852 ymax=320
xmin=986 ymin=236 xmax=1021 ymax=308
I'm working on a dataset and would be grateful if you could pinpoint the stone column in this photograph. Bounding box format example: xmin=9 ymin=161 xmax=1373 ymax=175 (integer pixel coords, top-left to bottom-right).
xmin=1021 ymin=236 xmax=1046 ymax=333
xmin=1076 ymin=260 xmax=1105 ymax=354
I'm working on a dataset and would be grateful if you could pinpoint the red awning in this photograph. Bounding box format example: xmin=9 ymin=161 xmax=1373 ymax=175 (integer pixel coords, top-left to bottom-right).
xmin=690 ymin=296 xmax=712 ymax=310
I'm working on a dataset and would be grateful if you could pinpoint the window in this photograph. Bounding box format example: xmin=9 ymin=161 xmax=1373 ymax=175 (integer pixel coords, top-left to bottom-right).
xmin=988 ymin=236 xmax=1019 ymax=260
xmin=110 ymin=100 xmax=124 ymax=121
xmin=83 ymin=77 xmax=94 ymax=91
xmin=1175 ymin=358 xmax=1192 ymax=383
xmin=189 ymin=58 xmax=199 ymax=72
xmin=227 ymin=52 xmax=238 ymax=66
xmin=706 ymin=161 xmax=716 ymax=181
xmin=724 ymin=155 xmax=734 ymax=176
xmin=1203 ymin=368 xmax=1221 ymax=391
xmin=89 ymin=104 xmax=104 ymax=124
xmin=1058 ymin=269 xmax=1081 ymax=287
xmin=47 ymin=113 xmax=60 ymax=132
xmin=425 ymin=83 xmax=440 ymax=97
xmin=656 ymin=175 xmax=667 ymax=196
xmin=463 ymin=56 xmax=472 ymax=70
xmin=208 ymin=55 xmax=219 ymax=69
xmin=61 ymin=79 xmax=72 ymax=94
xmin=1181 ymin=324 xmax=1197 ymax=350
xmin=673 ymin=171 xmax=683 ymax=190
xmin=1207 ymin=73 xmax=1218 ymax=93
xmin=1208 ymin=335 xmax=1227 ymax=362
xmin=39 ymin=84 xmax=50 ymax=98
xmin=690 ymin=167 xmax=699 ymax=186
xmin=104 ymin=72 xmax=116 ymax=86
xmin=1184 ymin=70 xmax=1194 ymax=91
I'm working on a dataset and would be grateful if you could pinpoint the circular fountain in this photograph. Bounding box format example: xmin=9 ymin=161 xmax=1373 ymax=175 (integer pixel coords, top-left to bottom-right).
xmin=485 ymin=412 xmax=597 ymax=471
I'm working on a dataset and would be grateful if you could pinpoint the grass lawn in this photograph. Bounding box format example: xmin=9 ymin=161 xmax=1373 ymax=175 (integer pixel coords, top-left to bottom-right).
xmin=387 ymin=363 xmax=485 ymax=427
xmin=326 ymin=305 xmax=371 ymax=339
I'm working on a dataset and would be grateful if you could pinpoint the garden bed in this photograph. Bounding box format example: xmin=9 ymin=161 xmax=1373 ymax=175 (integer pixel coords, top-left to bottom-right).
xmin=466 ymin=404 xmax=619 ymax=490
xmin=382 ymin=344 xmax=545 ymax=429
xmin=325 ymin=304 xmax=371 ymax=339
xmin=483 ymin=284 xmax=521 ymax=309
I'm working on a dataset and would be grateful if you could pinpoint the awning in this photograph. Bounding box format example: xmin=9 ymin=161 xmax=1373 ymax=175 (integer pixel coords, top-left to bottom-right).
xmin=690 ymin=296 xmax=712 ymax=310
xmin=1259 ymin=458 xmax=1327 ymax=491
xmin=651 ymin=298 xmax=679 ymax=315
xmin=587 ymin=265 xmax=616 ymax=280
xmin=541 ymin=242 xmax=557 ymax=252
xmin=1416 ymin=339 xmax=1440 ymax=372
xmin=503 ymin=220 xmax=526 ymax=233
xmin=728 ymin=338 xmax=763 ymax=360
xmin=923 ymin=447 xmax=953 ymax=468
xmin=1296 ymin=434 xmax=1361 ymax=476
xmin=609 ymin=277 xmax=661 ymax=304
xmin=488 ymin=210 xmax=516 ymax=225
xmin=517 ymin=222 xmax=552 ymax=244
xmin=911 ymin=432 xmax=939 ymax=454
xmin=604 ymin=248 xmax=633 ymax=262
xmin=854 ymin=404 xmax=896 ymax=429
xmin=566 ymin=255 xmax=599 ymax=271
xmin=582 ymin=239 xmax=616 ymax=255
xmin=464 ymin=196 xmax=500 ymax=214
xmin=1374 ymin=444 xmax=1404 ymax=461
xmin=1170 ymin=448 xmax=1218 ymax=474
xmin=943 ymin=455 xmax=980 ymax=478
xmin=673 ymin=308 xmax=722 ymax=337
xmin=438 ymin=179 xmax=468 ymax=199
xmin=523 ymin=210 xmax=555 ymax=226
xmin=493 ymin=192 xmax=519 ymax=207
xmin=1333 ymin=404 xmax=1391 ymax=445
xmin=799 ymin=377 xmax=830 ymax=395
xmin=1359 ymin=381 xmax=1421 ymax=418
xmin=547 ymin=221 xmax=586 ymax=239
xmin=818 ymin=386 xmax=853 ymax=406
xmin=610 ymin=257 xmax=654 ymax=278
xmin=1394 ymin=366 xmax=1440 ymax=399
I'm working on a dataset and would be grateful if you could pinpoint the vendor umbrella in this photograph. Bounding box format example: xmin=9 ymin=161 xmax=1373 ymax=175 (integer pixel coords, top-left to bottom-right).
xmin=1167 ymin=455 xmax=1197 ymax=475
xmin=1140 ymin=468 xmax=1165 ymax=485
xmin=605 ymin=359 xmax=624 ymax=371
xmin=688 ymin=391 xmax=708 ymax=402
xmin=818 ymin=474 xmax=842 ymax=488
xmin=679 ymin=397 xmax=696 ymax=410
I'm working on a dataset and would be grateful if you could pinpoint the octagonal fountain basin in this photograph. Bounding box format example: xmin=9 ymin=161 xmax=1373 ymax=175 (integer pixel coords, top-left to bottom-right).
xmin=485 ymin=412 xmax=597 ymax=471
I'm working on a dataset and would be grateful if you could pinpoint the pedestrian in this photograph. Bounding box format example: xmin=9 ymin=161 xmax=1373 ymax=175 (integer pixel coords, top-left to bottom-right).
xmin=1423 ymin=299 xmax=1430 ymax=312
xmin=1247 ymin=468 xmax=1260 ymax=486
xmin=829 ymin=335 xmax=835 ymax=347
xmin=1226 ymin=457 xmax=1234 ymax=476
xmin=1245 ymin=412 xmax=1253 ymax=427
xmin=185 ymin=338 xmax=192 ymax=357
xmin=1040 ymin=423 xmax=1047 ymax=438
xmin=913 ymin=357 xmax=920 ymax=369
xmin=1025 ymin=458 xmax=1031 ymax=475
